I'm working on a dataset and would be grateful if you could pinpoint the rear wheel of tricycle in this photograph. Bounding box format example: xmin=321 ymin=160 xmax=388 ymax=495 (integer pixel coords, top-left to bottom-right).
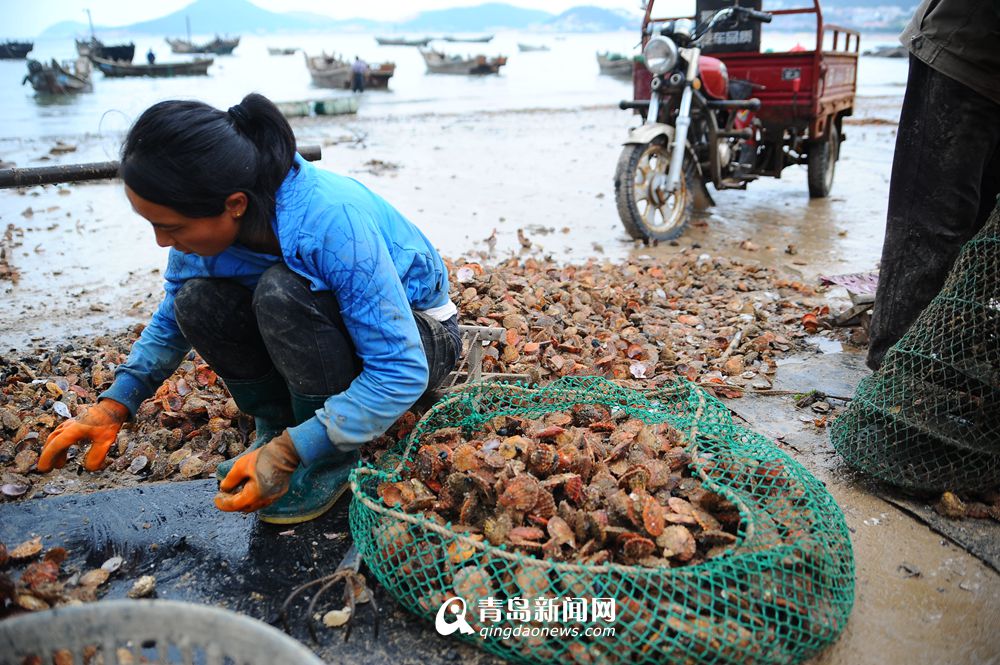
xmin=614 ymin=138 xmax=695 ymax=242
xmin=807 ymin=122 xmax=840 ymax=198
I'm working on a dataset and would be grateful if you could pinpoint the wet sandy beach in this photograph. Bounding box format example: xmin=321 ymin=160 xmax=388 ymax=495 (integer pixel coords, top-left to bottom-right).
xmin=1 ymin=95 xmax=898 ymax=350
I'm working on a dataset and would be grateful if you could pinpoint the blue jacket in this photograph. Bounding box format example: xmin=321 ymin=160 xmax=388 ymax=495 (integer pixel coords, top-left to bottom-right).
xmin=101 ymin=154 xmax=452 ymax=464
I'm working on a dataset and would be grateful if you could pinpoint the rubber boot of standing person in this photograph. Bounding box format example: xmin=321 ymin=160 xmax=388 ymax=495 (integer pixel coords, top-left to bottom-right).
xmin=38 ymin=93 xmax=462 ymax=524
xmin=351 ymin=56 xmax=367 ymax=93
xmin=866 ymin=0 xmax=1000 ymax=370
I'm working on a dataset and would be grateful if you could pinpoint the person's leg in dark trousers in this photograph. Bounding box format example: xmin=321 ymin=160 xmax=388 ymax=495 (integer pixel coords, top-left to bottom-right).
xmin=250 ymin=263 xmax=460 ymax=522
xmin=174 ymin=278 xmax=277 ymax=380
xmin=251 ymin=263 xmax=459 ymax=409
xmin=173 ymin=277 xmax=294 ymax=481
xmin=174 ymin=263 xmax=459 ymax=521
xmin=867 ymin=55 xmax=1000 ymax=370
xmin=174 ymin=265 xmax=459 ymax=433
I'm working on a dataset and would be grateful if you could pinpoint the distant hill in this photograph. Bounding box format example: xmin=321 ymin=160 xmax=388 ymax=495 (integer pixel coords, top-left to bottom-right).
xmin=39 ymin=0 xmax=379 ymax=38
xmin=542 ymin=6 xmax=637 ymax=32
xmin=37 ymin=0 xmax=921 ymax=38
xmin=124 ymin=0 xmax=329 ymax=36
xmin=284 ymin=11 xmax=379 ymax=32
xmin=399 ymin=3 xmax=552 ymax=31
xmin=39 ymin=21 xmax=96 ymax=39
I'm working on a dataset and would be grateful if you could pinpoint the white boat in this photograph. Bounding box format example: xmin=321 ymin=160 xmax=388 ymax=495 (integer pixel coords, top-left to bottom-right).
xmin=303 ymin=52 xmax=395 ymax=89
xmin=597 ymin=51 xmax=635 ymax=79
xmin=419 ymin=48 xmax=507 ymax=75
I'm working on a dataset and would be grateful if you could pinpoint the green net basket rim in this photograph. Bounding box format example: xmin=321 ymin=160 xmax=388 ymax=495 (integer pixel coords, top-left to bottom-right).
xmin=350 ymin=377 xmax=852 ymax=578
xmin=350 ymin=465 xmax=844 ymax=578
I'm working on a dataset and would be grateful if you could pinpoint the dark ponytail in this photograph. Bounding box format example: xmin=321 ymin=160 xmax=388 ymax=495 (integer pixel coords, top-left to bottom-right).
xmin=120 ymin=92 xmax=297 ymax=247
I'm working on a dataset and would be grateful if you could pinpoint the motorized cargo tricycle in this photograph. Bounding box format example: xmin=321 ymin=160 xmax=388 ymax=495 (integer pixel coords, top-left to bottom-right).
xmin=615 ymin=0 xmax=859 ymax=241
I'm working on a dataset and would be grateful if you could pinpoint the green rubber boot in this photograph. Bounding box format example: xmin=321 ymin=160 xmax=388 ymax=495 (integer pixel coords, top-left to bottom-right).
xmin=258 ymin=392 xmax=359 ymax=525
xmin=215 ymin=369 xmax=294 ymax=481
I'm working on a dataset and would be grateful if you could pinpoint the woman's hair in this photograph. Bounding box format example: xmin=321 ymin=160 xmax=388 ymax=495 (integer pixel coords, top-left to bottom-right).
xmin=120 ymin=93 xmax=297 ymax=247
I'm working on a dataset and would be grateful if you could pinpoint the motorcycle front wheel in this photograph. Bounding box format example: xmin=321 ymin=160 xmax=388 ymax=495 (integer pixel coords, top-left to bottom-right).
xmin=614 ymin=138 xmax=695 ymax=242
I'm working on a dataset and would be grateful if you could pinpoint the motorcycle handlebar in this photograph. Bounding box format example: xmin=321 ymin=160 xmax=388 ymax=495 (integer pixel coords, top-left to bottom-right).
xmin=735 ymin=7 xmax=773 ymax=23
xmin=693 ymin=6 xmax=771 ymax=43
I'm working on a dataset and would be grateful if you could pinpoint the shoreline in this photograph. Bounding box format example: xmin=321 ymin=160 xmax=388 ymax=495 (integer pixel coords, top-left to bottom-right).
xmin=1 ymin=100 xmax=898 ymax=350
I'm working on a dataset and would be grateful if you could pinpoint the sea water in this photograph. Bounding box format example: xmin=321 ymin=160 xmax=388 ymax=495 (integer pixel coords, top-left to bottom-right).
xmin=0 ymin=30 xmax=907 ymax=143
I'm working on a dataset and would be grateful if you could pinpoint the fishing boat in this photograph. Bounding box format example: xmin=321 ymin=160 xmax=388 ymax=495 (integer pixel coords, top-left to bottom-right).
xmin=419 ymin=48 xmax=507 ymax=75
xmin=596 ymin=51 xmax=635 ymax=79
xmin=303 ymin=52 xmax=395 ymax=90
xmin=166 ymin=35 xmax=239 ymax=55
xmin=375 ymin=36 xmax=431 ymax=47
xmin=75 ymin=11 xmax=134 ymax=62
xmin=92 ymin=55 xmax=213 ymax=78
xmin=443 ymin=34 xmax=494 ymax=43
xmin=267 ymin=47 xmax=298 ymax=56
xmin=166 ymin=17 xmax=239 ymax=55
xmin=22 ymin=58 xmax=92 ymax=94
xmin=75 ymin=38 xmax=135 ymax=62
xmin=518 ymin=43 xmax=550 ymax=52
xmin=365 ymin=62 xmax=396 ymax=88
xmin=0 ymin=41 xmax=33 ymax=59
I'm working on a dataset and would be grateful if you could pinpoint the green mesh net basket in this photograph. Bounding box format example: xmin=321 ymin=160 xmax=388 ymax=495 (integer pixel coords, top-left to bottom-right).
xmin=831 ymin=200 xmax=1000 ymax=492
xmin=350 ymin=377 xmax=854 ymax=664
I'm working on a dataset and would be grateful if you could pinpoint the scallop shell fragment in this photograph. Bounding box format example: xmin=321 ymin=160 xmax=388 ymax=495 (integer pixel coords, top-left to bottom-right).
xmin=9 ymin=536 xmax=43 ymax=561
xmin=499 ymin=475 xmax=541 ymax=512
xmin=79 ymin=568 xmax=110 ymax=588
xmin=657 ymin=525 xmax=697 ymax=562
xmin=128 ymin=575 xmax=156 ymax=598
xmin=322 ymin=607 xmax=352 ymax=627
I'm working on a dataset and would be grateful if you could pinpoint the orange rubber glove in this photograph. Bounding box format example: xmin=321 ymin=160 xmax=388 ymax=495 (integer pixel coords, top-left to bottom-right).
xmin=214 ymin=430 xmax=300 ymax=513
xmin=38 ymin=399 xmax=129 ymax=472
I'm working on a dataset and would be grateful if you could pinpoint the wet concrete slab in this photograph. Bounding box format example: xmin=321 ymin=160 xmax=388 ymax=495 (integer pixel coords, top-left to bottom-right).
xmin=729 ymin=349 xmax=1000 ymax=570
xmin=725 ymin=350 xmax=1000 ymax=665
xmin=0 ymin=480 xmax=500 ymax=664
xmin=882 ymin=496 xmax=1000 ymax=575
xmin=770 ymin=345 xmax=867 ymax=398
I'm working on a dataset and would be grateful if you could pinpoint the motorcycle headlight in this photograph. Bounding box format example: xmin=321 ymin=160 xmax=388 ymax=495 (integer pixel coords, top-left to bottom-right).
xmin=643 ymin=36 xmax=678 ymax=76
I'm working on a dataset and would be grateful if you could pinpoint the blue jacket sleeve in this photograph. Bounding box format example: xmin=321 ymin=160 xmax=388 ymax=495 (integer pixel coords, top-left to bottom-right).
xmin=100 ymin=256 xmax=192 ymax=416
xmin=287 ymin=204 xmax=429 ymax=464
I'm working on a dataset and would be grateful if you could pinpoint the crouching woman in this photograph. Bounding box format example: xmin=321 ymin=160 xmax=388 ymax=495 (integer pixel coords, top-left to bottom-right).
xmin=38 ymin=93 xmax=460 ymax=524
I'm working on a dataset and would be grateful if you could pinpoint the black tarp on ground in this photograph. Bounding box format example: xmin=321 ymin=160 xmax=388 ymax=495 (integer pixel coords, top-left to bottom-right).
xmin=0 ymin=480 xmax=501 ymax=664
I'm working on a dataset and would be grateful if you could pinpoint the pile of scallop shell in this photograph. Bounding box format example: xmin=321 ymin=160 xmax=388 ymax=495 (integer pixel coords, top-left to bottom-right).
xmin=0 ymin=536 xmax=154 ymax=622
xmin=378 ymin=402 xmax=741 ymax=568
xmin=0 ymin=330 xmax=251 ymax=500
xmin=3 ymin=251 xmax=817 ymax=501
xmin=447 ymin=252 xmax=815 ymax=392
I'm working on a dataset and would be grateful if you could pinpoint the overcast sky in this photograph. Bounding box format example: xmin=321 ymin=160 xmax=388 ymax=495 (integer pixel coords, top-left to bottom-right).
xmin=9 ymin=0 xmax=644 ymax=36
